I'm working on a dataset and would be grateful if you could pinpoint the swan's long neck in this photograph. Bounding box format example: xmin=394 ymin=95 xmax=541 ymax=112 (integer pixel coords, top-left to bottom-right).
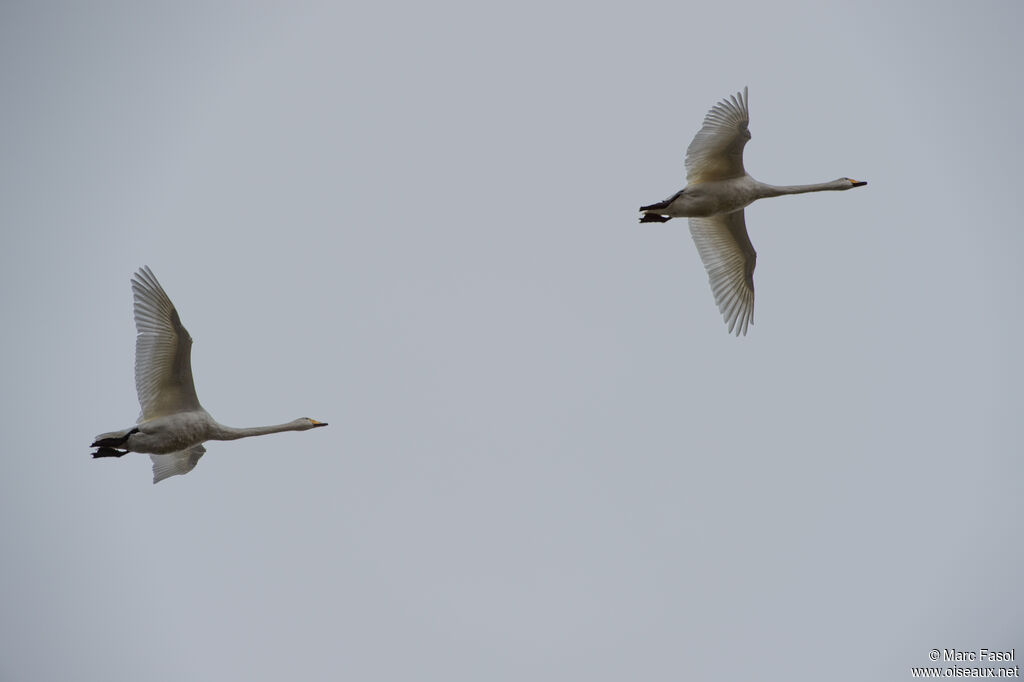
xmin=212 ymin=421 xmax=305 ymax=441
xmin=756 ymin=181 xmax=845 ymax=198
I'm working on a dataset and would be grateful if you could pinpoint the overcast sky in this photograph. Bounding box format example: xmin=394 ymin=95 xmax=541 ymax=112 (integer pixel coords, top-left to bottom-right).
xmin=1 ymin=2 xmax=1021 ymax=680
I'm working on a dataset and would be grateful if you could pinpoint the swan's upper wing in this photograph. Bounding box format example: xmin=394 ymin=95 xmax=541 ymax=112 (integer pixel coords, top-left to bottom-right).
xmin=688 ymin=212 xmax=756 ymax=336
xmin=150 ymin=445 xmax=206 ymax=484
xmin=685 ymin=87 xmax=750 ymax=183
xmin=132 ymin=266 xmax=201 ymax=420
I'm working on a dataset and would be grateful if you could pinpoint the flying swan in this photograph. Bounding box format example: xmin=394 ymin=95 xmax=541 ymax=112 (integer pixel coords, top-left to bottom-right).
xmin=92 ymin=266 xmax=327 ymax=483
xmin=639 ymin=87 xmax=866 ymax=335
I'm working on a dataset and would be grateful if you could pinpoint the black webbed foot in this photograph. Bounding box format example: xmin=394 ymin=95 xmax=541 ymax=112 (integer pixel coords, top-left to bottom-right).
xmin=91 ymin=427 xmax=139 ymax=448
xmin=92 ymin=447 xmax=129 ymax=458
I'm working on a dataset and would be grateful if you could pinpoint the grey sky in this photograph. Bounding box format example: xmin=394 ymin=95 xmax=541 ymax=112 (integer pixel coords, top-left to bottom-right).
xmin=1 ymin=2 xmax=1021 ymax=680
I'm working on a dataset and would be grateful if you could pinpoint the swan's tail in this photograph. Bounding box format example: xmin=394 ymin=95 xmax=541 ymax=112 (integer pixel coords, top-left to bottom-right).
xmin=91 ymin=427 xmax=138 ymax=448
xmin=641 ymin=201 xmax=669 ymax=212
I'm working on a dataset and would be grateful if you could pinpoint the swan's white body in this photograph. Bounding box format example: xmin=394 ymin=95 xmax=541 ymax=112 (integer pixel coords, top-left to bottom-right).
xmin=640 ymin=88 xmax=866 ymax=335
xmin=92 ymin=267 xmax=327 ymax=483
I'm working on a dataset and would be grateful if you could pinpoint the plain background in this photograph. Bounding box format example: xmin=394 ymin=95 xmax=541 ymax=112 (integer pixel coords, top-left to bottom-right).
xmin=1 ymin=2 xmax=1021 ymax=680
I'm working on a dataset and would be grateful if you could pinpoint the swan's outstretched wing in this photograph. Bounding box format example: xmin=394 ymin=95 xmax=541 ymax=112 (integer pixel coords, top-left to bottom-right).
xmin=688 ymin=212 xmax=756 ymax=336
xmin=150 ymin=445 xmax=206 ymax=484
xmin=685 ymin=87 xmax=750 ymax=183
xmin=132 ymin=267 xmax=201 ymax=420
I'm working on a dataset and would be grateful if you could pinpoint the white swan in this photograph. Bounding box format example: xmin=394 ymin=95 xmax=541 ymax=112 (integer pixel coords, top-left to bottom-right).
xmin=640 ymin=87 xmax=866 ymax=335
xmin=92 ymin=266 xmax=327 ymax=483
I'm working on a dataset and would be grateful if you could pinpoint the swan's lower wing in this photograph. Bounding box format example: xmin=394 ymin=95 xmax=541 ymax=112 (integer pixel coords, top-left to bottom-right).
xmin=688 ymin=213 xmax=756 ymax=336
xmin=150 ymin=445 xmax=206 ymax=484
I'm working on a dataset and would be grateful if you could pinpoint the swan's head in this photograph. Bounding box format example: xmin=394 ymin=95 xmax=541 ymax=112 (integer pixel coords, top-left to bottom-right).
xmin=841 ymin=177 xmax=867 ymax=188
xmin=296 ymin=417 xmax=329 ymax=430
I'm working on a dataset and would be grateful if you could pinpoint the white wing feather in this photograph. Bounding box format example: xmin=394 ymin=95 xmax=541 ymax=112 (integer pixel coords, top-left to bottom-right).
xmin=150 ymin=445 xmax=206 ymax=484
xmin=685 ymin=87 xmax=750 ymax=183
xmin=688 ymin=213 xmax=756 ymax=336
xmin=132 ymin=266 xmax=201 ymax=420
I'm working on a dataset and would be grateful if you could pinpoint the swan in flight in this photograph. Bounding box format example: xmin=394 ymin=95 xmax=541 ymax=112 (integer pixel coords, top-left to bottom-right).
xmin=92 ymin=266 xmax=327 ymax=483
xmin=639 ymin=87 xmax=866 ymax=335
